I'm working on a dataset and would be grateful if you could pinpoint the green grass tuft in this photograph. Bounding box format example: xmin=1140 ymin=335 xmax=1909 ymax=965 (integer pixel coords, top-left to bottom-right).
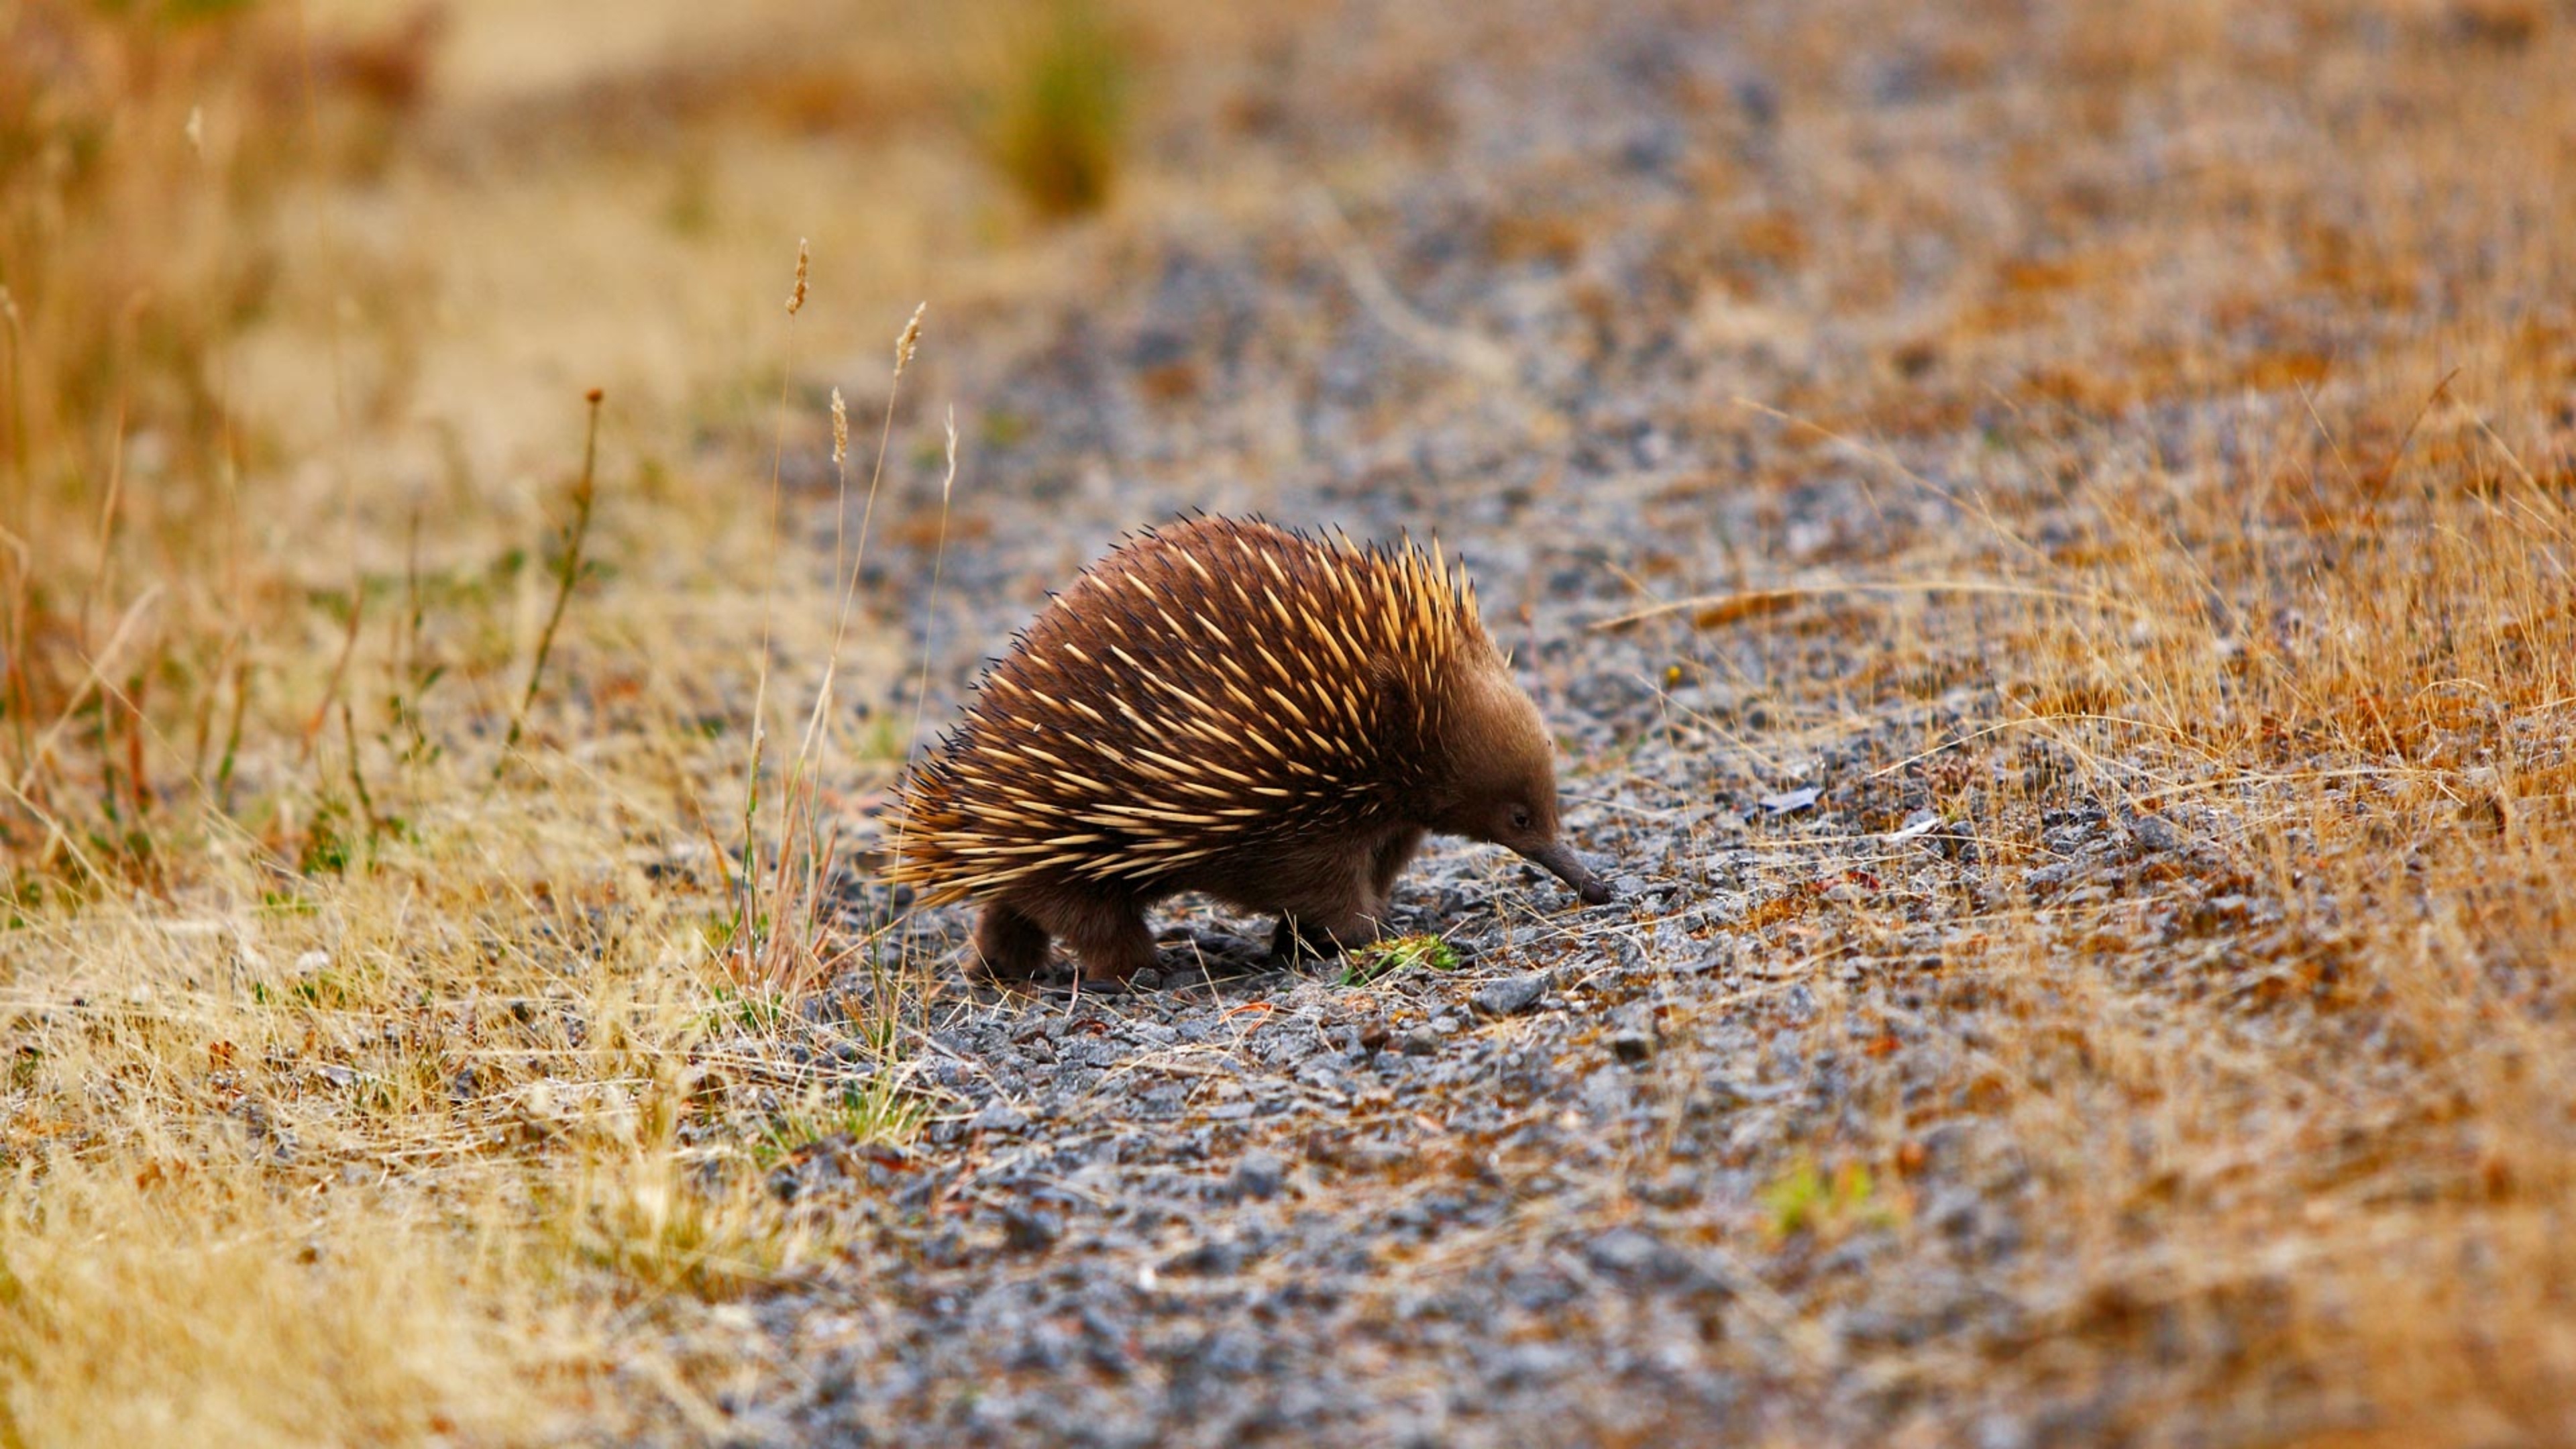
xmin=983 ymin=1 xmax=1130 ymax=219
xmin=1341 ymin=933 xmax=1461 ymax=987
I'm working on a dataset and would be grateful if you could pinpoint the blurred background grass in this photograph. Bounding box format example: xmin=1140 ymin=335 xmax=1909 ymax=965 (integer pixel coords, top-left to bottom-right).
xmin=6 ymin=0 xmax=2576 ymax=1442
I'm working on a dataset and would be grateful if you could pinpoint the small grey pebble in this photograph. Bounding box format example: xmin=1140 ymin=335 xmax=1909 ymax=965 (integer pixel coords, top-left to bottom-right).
xmin=1759 ymin=786 xmax=1821 ymax=814
xmin=1585 ymin=1226 xmax=1664 ymax=1275
xmin=2125 ymin=812 xmax=2182 ymax=853
xmin=1638 ymin=1171 xmax=1699 ymax=1208
xmin=1491 ymin=1340 xmax=1574 ymax=1386
xmin=1472 ymin=973 xmax=1548 ymax=1017
xmin=1399 ymin=1031 xmax=1442 ymax=1057
xmin=1002 ymin=1203 xmax=1063 ymax=1252
xmin=972 ymin=1102 xmax=1031 ymax=1134
xmin=1927 ymin=1188 xmax=1982 ymax=1238
xmin=1232 ymin=1151 xmax=1286 ymax=1201
xmin=1167 ymin=1236 xmax=1248 ymax=1277
xmin=1295 ymin=1060 xmax=1349 ymax=1093
xmin=1130 ymin=968 xmax=1165 ymax=990
xmin=1975 ymin=1415 xmax=2037 ymax=1449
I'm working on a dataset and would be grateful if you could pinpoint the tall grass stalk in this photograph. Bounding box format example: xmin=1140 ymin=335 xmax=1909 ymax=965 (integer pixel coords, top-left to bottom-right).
xmin=734 ymin=240 xmax=811 ymax=959
xmin=736 ymin=266 xmax=934 ymax=995
xmin=498 ymin=388 xmax=606 ymax=772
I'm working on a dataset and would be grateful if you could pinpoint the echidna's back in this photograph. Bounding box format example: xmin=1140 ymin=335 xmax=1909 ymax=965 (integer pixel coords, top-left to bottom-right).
xmin=890 ymin=517 xmax=1486 ymax=903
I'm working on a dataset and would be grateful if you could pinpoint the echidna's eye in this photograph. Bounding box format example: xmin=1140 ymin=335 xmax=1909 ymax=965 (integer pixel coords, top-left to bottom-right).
xmin=1509 ymin=805 xmax=1534 ymax=831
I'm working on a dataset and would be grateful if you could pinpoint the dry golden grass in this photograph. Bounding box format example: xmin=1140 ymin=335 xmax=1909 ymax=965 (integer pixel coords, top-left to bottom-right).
xmin=1604 ymin=4 xmax=2576 ymax=1431
xmin=1858 ymin=414 xmax=2576 ymax=1432
xmin=0 ymin=5 xmax=957 ymax=1440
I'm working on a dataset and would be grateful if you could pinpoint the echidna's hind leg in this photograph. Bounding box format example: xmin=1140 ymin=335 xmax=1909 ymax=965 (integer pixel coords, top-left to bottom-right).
xmin=971 ymin=900 xmax=1051 ymax=981
xmin=1058 ymin=898 xmax=1159 ymax=984
xmin=1368 ymin=826 xmax=1426 ymax=910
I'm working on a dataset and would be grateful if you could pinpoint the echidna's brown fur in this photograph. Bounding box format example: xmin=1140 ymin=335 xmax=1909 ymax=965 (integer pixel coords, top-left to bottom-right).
xmin=888 ymin=516 xmax=1611 ymax=984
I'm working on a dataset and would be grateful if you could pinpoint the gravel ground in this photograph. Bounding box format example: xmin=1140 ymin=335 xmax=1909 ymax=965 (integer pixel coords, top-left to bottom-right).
xmin=626 ymin=4 xmax=2567 ymax=1442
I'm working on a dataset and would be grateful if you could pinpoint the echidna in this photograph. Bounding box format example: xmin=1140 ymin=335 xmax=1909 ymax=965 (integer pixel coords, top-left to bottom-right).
xmin=888 ymin=516 xmax=1611 ymax=985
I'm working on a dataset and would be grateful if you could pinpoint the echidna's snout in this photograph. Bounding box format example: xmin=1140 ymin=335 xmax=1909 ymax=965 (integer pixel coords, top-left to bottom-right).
xmin=1521 ymin=840 xmax=1614 ymax=905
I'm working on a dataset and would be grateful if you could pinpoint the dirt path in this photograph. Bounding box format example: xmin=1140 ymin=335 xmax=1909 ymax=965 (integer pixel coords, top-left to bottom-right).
xmin=649 ymin=5 xmax=2576 ymax=1442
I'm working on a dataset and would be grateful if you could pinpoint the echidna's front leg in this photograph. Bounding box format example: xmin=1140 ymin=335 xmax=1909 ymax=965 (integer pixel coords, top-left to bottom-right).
xmin=1059 ymin=898 xmax=1159 ymax=984
xmin=1271 ymin=900 xmax=1393 ymax=961
xmin=971 ymin=900 xmax=1052 ymax=981
xmin=1275 ymin=824 xmax=1419 ymax=961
